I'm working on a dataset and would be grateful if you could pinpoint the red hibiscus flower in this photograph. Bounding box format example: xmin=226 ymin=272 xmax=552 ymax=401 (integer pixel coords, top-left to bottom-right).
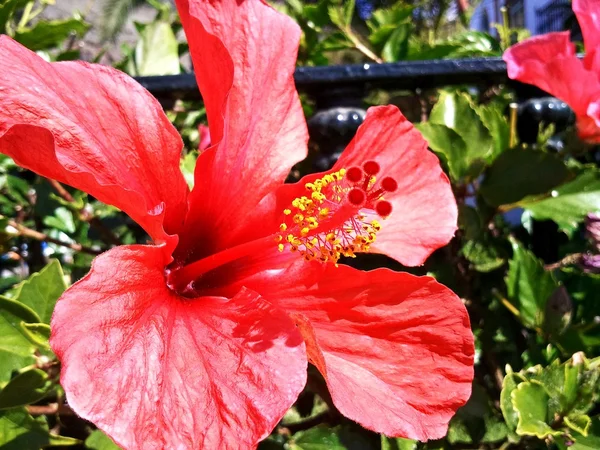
xmin=503 ymin=0 xmax=600 ymax=143
xmin=0 ymin=0 xmax=474 ymax=448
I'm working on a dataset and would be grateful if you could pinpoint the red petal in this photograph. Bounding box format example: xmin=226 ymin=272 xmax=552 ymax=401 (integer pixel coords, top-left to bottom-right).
xmin=50 ymin=245 xmax=307 ymax=450
xmin=588 ymin=101 xmax=600 ymax=142
xmin=174 ymin=0 xmax=309 ymax=262
xmin=503 ymin=32 xmax=600 ymax=142
xmin=331 ymin=106 xmax=457 ymax=265
xmin=0 ymin=37 xmax=188 ymax=246
xmin=238 ymin=261 xmax=474 ymax=441
xmin=573 ymin=0 xmax=600 ymax=69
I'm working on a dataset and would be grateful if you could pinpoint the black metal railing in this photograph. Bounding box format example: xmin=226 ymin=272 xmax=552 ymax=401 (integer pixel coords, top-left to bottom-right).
xmin=137 ymin=57 xmax=573 ymax=169
xmin=137 ymin=57 xmax=509 ymax=102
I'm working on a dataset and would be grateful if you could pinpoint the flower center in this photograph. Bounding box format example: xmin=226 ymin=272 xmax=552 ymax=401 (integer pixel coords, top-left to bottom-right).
xmin=166 ymin=161 xmax=397 ymax=297
xmin=276 ymin=161 xmax=397 ymax=265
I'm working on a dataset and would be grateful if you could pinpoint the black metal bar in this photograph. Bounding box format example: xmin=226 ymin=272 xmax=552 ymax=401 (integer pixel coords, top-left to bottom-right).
xmin=136 ymin=57 xmax=508 ymax=101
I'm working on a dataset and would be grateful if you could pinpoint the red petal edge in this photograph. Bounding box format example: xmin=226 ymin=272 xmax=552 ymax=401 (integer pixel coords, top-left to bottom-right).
xmin=0 ymin=36 xmax=188 ymax=246
xmin=50 ymin=245 xmax=307 ymax=450
xmin=503 ymin=32 xmax=600 ymax=142
xmin=573 ymin=0 xmax=600 ymax=69
xmin=237 ymin=260 xmax=474 ymax=441
xmin=173 ymin=0 xmax=309 ymax=262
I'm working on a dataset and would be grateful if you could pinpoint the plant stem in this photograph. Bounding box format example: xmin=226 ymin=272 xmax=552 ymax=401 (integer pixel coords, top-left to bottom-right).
xmin=492 ymin=289 xmax=521 ymax=318
xmin=544 ymin=253 xmax=583 ymax=271
xmin=509 ymin=103 xmax=518 ymax=148
xmin=500 ymin=6 xmax=510 ymax=50
xmin=343 ymin=27 xmax=383 ymax=63
xmin=17 ymin=2 xmax=35 ymax=31
xmin=7 ymin=219 xmax=102 ymax=255
xmin=48 ymin=180 xmax=122 ymax=246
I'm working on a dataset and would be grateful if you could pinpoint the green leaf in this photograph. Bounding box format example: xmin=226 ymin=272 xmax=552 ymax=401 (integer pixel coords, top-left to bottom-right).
xmin=381 ymin=24 xmax=410 ymax=62
xmin=0 ymin=296 xmax=38 ymax=383
xmin=512 ymin=382 xmax=558 ymax=438
xmin=20 ymin=323 xmax=51 ymax=349
xmin=0 ymin=0 xmax=29 ymax=34
xmin=416 ymin=122 xmax=467 ymax=181
xmin=565 ymin=415 xmax=592 ymax=436
xmin=134 ymin=21 xmax=180 ymax=76
xmin=480 ymin=148 xmax=570 ymax=207
xmin=506 ymin=239 xmax=559 ymax=328
xmin=289 ymin=425 xmax=370 ymax=450
xmin=0 ymin=408 xmax=50 ymax=450
xmin=476 ymin=102 xmax=509 ymax=159
xmin=303 ymin=0 xmax=330 ymax=28
xmin=180 ymin=151 xmax=198 ymax=190
xmin=380 ymin=435 xmax=416 ymax=450
xmin=43 ymin=207 xmax=76 ymax=234
xmin=537 ymin=360 xmax=580 ymax=418
xmin=15 ymin=18 xmax=90 ymax=51
xmin=85 ymin=430 xmax=122 ymax=450
xmin=0 ymin=369 xmax=52 ymax=409
xmin=568 ymin=416 xmax=600 ymax=449
xmin=342 ymin=0 xmax=355 ymax=28
xmin=500 ymin=368 xmax=524 ymax=440
xmin=502 ymin=356 xmax=600 ymax=443
xmin=12 ymin=259 xmax=66 ymax=324
xmin=522 ymin=168 xmax=600 ymax=230
xmin=427 ymin=92 xmax=493 ymax=179
xmin=369 ymin=3 xmax=413 ymax=28
xmin=100 ymin=0 xmax=135 ymax=40
xmin=447 ymin=31 xmax=501 ymax=57
xmin=48 ymin=434 xmax=81 ymax=446
xmin=460 ymin=238 xmax=505 ymax=272
xmin=289 ymin=426 xmax=346 ymax=450
xmin=447 ymin=382 xmax=508 ymax=444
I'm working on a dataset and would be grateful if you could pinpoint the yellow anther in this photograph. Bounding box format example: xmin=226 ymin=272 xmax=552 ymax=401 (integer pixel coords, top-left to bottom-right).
xmin=275 ymin=235 xmax=282 ymax=242
xmin=311 ymin=191 xmax=325 ymax=202
xmin=277 ymin=167 xmax=384 ymax=266
xmin=278 ymin=243 xmax=284 ymax=252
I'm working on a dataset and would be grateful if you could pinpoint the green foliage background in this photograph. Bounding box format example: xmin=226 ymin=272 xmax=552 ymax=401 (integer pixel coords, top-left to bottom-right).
xmin=1 ymin=1 xmax=599 ymax=449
